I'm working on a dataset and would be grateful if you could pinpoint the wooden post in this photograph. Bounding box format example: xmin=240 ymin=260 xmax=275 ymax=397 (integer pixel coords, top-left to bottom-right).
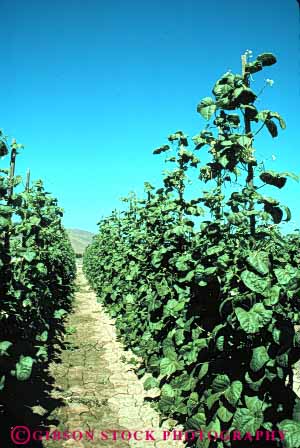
xmin=26 ymin=169 xmax=31 ymax=192
xmin=7 ymin=146 xmax=17 ymax=204
xmin=241 ymin=54 xmax=247 ymax=78
xmin=241 ymin=53 xmax=255 ymax=236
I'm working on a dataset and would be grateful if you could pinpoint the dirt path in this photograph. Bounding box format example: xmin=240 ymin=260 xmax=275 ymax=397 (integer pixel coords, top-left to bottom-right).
xmin=43 ymin=265 xmax=185 ymax=448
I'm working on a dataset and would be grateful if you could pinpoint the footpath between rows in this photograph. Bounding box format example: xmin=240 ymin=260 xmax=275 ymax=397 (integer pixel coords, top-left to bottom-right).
xmin=43 ymin=264 xmax=185 ymax=448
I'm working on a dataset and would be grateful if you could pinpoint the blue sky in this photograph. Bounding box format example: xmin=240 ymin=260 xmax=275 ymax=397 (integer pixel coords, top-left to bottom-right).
xmin=0 ymin=0 xmax=299 ymax=232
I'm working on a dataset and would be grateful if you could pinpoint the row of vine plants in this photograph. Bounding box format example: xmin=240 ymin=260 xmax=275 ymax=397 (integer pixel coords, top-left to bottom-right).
xmin=0 ymin=131 xmax=76 ymax=411
xmin=84 ymin=52 xmax=300 ymax=448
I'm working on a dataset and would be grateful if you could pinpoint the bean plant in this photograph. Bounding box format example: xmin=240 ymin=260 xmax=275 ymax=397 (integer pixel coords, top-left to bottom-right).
xmin=0 ymin=133 xmax=76 ymax=404
xmin=84 ymin=52 xmax=300 ymax=448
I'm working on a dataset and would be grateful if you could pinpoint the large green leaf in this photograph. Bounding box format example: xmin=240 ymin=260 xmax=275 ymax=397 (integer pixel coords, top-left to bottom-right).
xmin=161 ymin=384 xmax=175 ymax=397
xmin=278 ymin=420 xmax=300 ymax=448
xmin=160 ymin=356 xmax=184 ymax=378
xmin=257 ymin=52 xmax=277 ymax=66
xmin=233 ymin=408 xmax=264 ymax=436
xmin=207 ymin=391 xmax=222 ymax=410
xmin=224 ymin=381 xmax=243 ymax=406
xmin=12 ymin=356 xmax=34 ymax=381
xmin=274 ymin=266 xmax=300 ymax=289
xmin=245 ymin=395 xmax=266 ymax=413
xmin=246 ymin=252 xmax=270 ymax=275
xmin=235 ymin=304 xmax=272 ymax=334
xmin=212 ymin=374 xmax=230 ymax=392
xmin=217 ymin=405 xmax=233 ymax=423
xmin=260 ymin=171 xmax=287 ymax=189
xmin=144 ymin=376 xmax=159 ymax=391
xmin=187 ymin=412 xmax=206 ymax=429
xmin=197 ymin=97 xmax=216 ymax=120
xmin=241 ymin=270 xmax=271 ymax=295
xmin=245 ymin=371 xmax=265 ymax=392
xmin=250 ymin=346 xmax=269 ymax=372
xmin=264 ymin=285 xmax=280 ymax=306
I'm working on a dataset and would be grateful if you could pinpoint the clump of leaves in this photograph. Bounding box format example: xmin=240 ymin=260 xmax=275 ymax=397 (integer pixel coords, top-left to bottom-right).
xmin=0 ymin=137 xmax=76 ymax=399
xmin=84 ymin=51 xmax=300 ymax=448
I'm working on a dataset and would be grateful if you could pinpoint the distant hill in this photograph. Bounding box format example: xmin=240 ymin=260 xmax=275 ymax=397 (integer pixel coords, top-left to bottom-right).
xmin=66 ymin=228 xmax=95 ymax=256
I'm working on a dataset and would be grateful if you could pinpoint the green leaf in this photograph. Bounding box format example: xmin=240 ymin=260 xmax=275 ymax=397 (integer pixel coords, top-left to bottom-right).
xmin=162 ymin=338 xmax=176 ymax=359
xmin=235 ymin=304 xmax=272 ymax=334
xmin=256 ymin=53 xmax=277 ymax=66
xmin=165 ymin=299 xmax=185 ymax=315
xmin=14 ymin=356 xmax=34 ymax=381
xmin=198 ymin=362 xmax=209 ymax=380
xmin=161 ymin=384 xmax=175 ymax=397
xmin=187 ymin=412 xmax=206 ymax=429
xmin=217 ymin=406 xmax=233 ymax=423
xmin=260 ymin=171 xmax=287 ymax=188
xmin=212 ymin=374 xmax=230 ymax=392
xmin=282 ymin=205 xmax=292 ymax=222
xmin=246 ymin=60 xmax=263 ymax=74
xmin=277 ymin=352 xmax=289 ymax=368
xmin=278 ymin=420 xmax=300 ymax=448
xmin=23 ymin=250 xmax=37 ymax=262
xmin=245 ymin=395 xmax=265 ymax=413
xmin=264 ymin=285 xmax=280 ymax=306
xmin=0 ymin=216 xmax=11 ymax=228
xmin=246 ymin=252 xmax=270 ymax=275
xmin=281 ymin=171 xmax=299 ymax=182
xmin=265 ymin=119 xmax=278 ymax=137
xmin=237 ymin=135 xmax=252 ymax=148
xmin=197 ymin=97 xmax=216 ymax=120
xmin=233 ymin=408 xmax=264 ymax=436
xmin=269 ymin=111 xmax=286 ymax=129
xmin=36 ymin=331 xmax=48 ymax=342
xmin=250 ymin=346 xmax=269 ymax=372
xmin=274 ymin=266 xmax=300 ymax=289
xmin=173 ymin=373 xmax=195 ymax=392
xmin=36 ymin=346 xmax=48 ymax=360
xmin=187 ymin=392 xmax=199 ymax=412
xmin=264 ymin=204 xmax=283 ymax=223
xmin=174 ymin=329 xmax=185 ymax=345
xmin=54 ymin=309 xmax=67 ymax=319
xmin=36 ymin=263 xmax=47 ymax=274
xmin=233 ymin=87 xmax=256 ymax=105
xmin=224 ymin=381 xmax=243 ymax=406
xmin=160 ymin=357 xmax=184 ymax=378
xmin=207 ymin=417 xmax=221 ymax=434
xmin=155 ymin=279 xmax=170 ymax=297
xmin=217 ymin=154 xmax=228 ymax=168
xmin=216 ymin=336 xmax=224 ymax=351
xmin=207 ymin=391 xmax=222 ymax=410
xmin=153 ymin=145 xmax=170 ymax=155
xmin=241 ymin=270 xmax=271 ymax=295
xmin=0 ymin=140 xmax=8 ymax=156
xmin=0 ymin=341 xmax=12 ymax=356
xmin=245 ymin=371 xmax=264 ymax=392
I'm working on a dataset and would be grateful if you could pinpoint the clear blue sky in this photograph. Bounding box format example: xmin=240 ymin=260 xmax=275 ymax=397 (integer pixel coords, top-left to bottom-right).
xmin=0 ymin=0 xmax=299 ymax=232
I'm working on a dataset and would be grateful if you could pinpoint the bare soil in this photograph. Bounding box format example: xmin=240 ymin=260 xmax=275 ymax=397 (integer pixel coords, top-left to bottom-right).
xmin=43 ymin=265 xmax=185 ymax=448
